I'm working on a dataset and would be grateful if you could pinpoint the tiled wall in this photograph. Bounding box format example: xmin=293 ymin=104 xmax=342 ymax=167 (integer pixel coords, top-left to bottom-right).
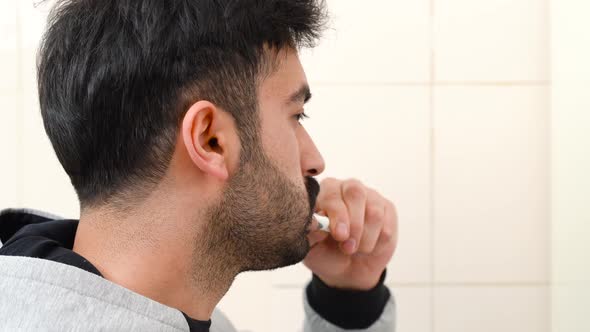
xmin=0 ymin=1 xmax=79 ymax=216
xmin=550 ymin=1 xmax=590 ymax=331
xmin=0 ymin=3 xmax=19 ymax=209
xmin=0 ymin=0 xmax=550 ymax=331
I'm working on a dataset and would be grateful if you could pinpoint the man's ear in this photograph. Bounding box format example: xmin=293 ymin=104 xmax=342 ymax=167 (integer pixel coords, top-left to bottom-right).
xmin=182 ymin=101 xmax=230 ymax=181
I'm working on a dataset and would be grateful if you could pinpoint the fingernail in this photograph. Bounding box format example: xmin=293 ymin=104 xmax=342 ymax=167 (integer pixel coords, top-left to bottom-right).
xmin=343 ymin=239 xmax=356 ymax=253
xmin=336 ymin=223 xmax=348 ymax=238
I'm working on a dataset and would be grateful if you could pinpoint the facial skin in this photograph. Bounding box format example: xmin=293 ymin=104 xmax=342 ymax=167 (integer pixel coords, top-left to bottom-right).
xmin=202 ymin=148 xmax=321 ymax=274
xmin=73 ymin=47 xmax=325 ymax=320
xmin=198 ymin=47 xmax=325 ymax=283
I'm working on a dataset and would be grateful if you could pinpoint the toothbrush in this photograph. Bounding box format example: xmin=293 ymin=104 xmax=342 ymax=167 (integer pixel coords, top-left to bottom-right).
xmin=313 ymin=214 xmax=331 ymax=233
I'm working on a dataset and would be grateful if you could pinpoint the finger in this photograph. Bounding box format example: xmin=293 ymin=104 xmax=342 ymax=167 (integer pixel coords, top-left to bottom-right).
xmin=317 ymin=199 xmax=350 ymax=242
xmin=304 ymin=236 xmax=349 ymax=273
xmin=357 ymin=191 xmax=386 ymax=254
xmin=307 ymin=229 xmax=330 ymax=247
xmin=316 ymin=177 xmax=340 ymax=207
xmin=373 ymin=201 xmax=399 ymax=257
xmin=316 ymin=178 xmax=351 ymax=241
xmin=340 ymin=179 xmax=367 ymax=254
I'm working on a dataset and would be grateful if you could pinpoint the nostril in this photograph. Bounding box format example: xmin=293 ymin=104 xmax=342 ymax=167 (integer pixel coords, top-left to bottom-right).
xmin=308 ymin=168 xmax=318 ymax=175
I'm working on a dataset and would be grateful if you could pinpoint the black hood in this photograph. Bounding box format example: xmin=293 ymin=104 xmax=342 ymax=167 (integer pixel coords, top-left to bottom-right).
xmin=0 ymin=209 xmax=73 ymax=243
xmin=0 ymin=209 xmax=100 ymax=275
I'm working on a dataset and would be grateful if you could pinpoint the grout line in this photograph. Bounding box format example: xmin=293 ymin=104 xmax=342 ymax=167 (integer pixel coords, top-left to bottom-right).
xmin=430 ymin=0 xmax=435 ymax=20
xmin=272 ymin=281 xmax=552 ymax=289
xmin=312 ymin=81 xmax=430 ymax=86
xmin=546 ymin=0 xmax=553 ymax=330
xmin=15 ymin=2 xmax=24 ymax=207
xmin=389 ymin=281 xmax=552 ymax=287
xmin=390 ymin=281 xmax=552 ymax=288
xmin=310 ymin=81 xmax=552 ymax=87
xmin=429 ymin=0 xmax=436 ymax=331
xmin=429 ymin=79 xmax=436 ymax=331
xmin=434 ymin=80 xmax=551 ymax=86
xmin=547 ymin=92 xmax=553 ymax=332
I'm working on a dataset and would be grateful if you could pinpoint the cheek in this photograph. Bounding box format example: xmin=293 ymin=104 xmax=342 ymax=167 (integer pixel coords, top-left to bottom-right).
xmin=262 ymin=123 xmax=302 ymax=177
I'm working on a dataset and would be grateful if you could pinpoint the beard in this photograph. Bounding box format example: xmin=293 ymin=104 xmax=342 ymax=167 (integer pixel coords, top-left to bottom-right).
xmin=202 ymin=145 xmax=320 ymax=273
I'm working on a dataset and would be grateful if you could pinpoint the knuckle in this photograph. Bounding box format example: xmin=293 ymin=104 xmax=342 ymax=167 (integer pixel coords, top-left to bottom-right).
xmin=322 ymin=190 xmax=341 ymax=202
xmin=343 ymin=181 xmax=366 ymax=201
xmin=365 ymin=204 xmax=385 ymax=222
xmin=382 ymin=220 xmax=397 ymax=240
xmin=359 ymin=231 xmax=379 ymax=253
xmin=381 ymin=225 xmax=394 ymax=240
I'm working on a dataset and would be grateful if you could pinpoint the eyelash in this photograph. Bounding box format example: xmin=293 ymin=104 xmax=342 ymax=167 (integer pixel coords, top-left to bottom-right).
xmin=295 ymin=112 xmax=309 ymax=122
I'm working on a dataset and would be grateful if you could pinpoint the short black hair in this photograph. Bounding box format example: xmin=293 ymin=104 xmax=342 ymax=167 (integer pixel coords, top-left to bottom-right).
xmin=37 ymin=0 xmax=326 ymax=208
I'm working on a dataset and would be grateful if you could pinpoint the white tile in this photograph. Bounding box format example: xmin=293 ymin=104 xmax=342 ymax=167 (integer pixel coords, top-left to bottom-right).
xmin=551 ymin=1 xmax=590 ymax=82
xmin=0 ymin=93 xmax=19 ymax=208
xmin=434 ymin=286 xmax=549 ymax=332
xmin=301 ymin=0 xmax=431 ymax=83
xmin=20 ymin=47 xmax=79 ymax=217
xmin=270 ymin=288 xmax=305 ymax=332
xmin=0 ymin=3 xmax=17 ymax=51
xmin=19 ymin=48 xmax=38 ymax=91
xmin=270 ymin=86 xmax=431 ymax=285
xmin=551 ymin=82 xmax=590 ymax=331
xmin=434 ymin=0 xmax=549 ymax=81
xmin=552 ymin=283 xmax=590 ymax=332
xmin=0 ymin=3 xmax=18 ymax=209
xmin=270 ymin=262 xmax=311 ymax=287
xmin=0 ymin=50 xmax=19 ymax=92
xmin=551 ymin=83 xmax=590 ymax=283
xmin=14 ymin=40 xmax=76 ymax=216
xmin=217 ymin=271 xmax=274 ymax=332
xmin=391 ymin=287 xmax=431 ymax=332
xmin=434 ymin=86 xmax=550 ymax=283
xmin=17 ymin=0 xmax=49 ymax=49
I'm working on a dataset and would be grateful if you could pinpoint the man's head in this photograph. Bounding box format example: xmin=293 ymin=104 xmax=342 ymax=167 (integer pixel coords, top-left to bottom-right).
xmin=38 ymin=0 xmax=327 ymax=274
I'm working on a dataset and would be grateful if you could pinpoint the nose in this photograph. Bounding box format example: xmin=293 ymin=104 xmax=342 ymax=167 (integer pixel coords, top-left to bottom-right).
xmin=300 ymin=127 xmax=325 ymax=177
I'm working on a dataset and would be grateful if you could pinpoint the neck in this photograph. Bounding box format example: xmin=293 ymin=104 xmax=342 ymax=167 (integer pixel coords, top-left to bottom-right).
xmin=72 ymin=198 xmax=237 ymax=321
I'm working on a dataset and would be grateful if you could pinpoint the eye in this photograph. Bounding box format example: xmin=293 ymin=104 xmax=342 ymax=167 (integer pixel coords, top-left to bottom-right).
xmin=295 ymin=112 xmax=310 ymax=123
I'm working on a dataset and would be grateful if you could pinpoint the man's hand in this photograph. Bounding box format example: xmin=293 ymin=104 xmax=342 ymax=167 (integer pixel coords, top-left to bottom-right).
xmin=304 ymin=178 xmax=398 ymax=290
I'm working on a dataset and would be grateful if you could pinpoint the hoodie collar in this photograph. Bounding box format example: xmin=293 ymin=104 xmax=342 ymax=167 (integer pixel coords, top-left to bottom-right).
xmin=0 ymin=208 xmax=66 ymax=243
xmin=0 ymin=208 xmax=101 ymax=276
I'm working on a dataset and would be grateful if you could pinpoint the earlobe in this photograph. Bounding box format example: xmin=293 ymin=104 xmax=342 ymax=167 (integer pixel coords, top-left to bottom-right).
xmin=182 ymin=101 xmax=229 ymax=181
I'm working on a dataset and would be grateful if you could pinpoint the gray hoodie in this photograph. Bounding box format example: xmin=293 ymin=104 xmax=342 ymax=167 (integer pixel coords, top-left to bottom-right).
xmin=0 ymin=209 xmax=395 ymax=332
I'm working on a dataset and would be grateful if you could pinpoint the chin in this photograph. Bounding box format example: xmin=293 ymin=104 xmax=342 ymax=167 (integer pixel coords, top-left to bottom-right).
xmin=242 ymin=233 xmax=310 ymax=272
xmin=279 ymin=237 xmax=311 ymax=268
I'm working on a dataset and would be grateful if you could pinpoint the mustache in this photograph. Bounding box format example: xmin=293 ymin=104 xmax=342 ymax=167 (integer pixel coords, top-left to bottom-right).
xmin=305 ymin=176 xmax=320 ymax=212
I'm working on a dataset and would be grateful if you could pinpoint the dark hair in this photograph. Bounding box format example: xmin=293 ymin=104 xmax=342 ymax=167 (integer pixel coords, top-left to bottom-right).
xmin=37 ymin=0 xmax=326 ymax=208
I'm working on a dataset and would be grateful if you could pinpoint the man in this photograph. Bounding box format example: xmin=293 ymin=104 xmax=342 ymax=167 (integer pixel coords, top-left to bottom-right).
xmin=0 ymin=0 xmax=398 ymax=331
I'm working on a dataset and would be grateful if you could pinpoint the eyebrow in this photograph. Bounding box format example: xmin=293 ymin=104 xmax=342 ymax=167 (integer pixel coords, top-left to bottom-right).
xmin=286 ymin=84 xmax=312 ymax=105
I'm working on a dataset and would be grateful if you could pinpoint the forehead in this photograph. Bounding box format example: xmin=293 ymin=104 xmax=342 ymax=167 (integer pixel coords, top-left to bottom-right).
xmin=258 ymin=48 xmax=308 ymax=104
